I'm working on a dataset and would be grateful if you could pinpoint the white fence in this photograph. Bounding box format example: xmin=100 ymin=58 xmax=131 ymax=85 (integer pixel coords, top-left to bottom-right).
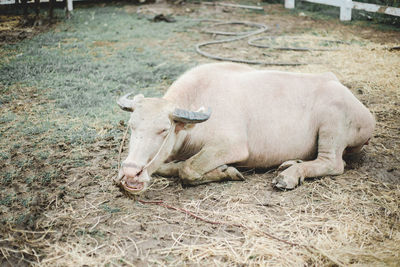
xmin=2 ymin=0 xmax=399 ymax=21
xmin=285 ymin=0 xmax=400 ymax=20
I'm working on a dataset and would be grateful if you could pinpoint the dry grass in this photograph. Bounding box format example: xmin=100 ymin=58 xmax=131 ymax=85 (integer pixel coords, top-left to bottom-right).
xmin=37 ymin=173 xmax=400 ymax=266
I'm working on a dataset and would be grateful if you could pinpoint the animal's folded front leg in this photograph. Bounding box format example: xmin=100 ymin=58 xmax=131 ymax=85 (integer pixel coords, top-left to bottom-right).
xmin=155 ymin=161 xmax=184 ymax=177
xmin=179 ymin=143 xmax=249 ymax=185
xmin=181 ymin=165 xmax=245 ymax=185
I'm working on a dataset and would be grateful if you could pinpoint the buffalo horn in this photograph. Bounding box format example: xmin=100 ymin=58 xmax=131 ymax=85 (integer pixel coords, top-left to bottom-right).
xmin=117 ymin=93 xmax=143 ymax=112
xmin=172 ymin=107 xmax=211 ymax=123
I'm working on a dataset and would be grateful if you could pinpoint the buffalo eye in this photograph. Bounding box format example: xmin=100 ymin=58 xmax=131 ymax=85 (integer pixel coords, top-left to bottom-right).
xmin=157 ymin=128 xmax=169 ymax=135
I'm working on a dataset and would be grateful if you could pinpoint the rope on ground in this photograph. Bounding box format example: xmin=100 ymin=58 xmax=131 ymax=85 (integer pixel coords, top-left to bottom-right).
xmin=115 ymin=124 xmax=129 ymax=184
xmin=195 ymin=20 xmax=344 ymax=66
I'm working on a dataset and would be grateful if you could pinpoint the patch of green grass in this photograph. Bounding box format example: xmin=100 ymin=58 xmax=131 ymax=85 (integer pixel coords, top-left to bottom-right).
xmin=1 ymin=6 xmax=193 ymax=151
xmin=15 ymin=213 xmax=36 ymax=225
xmin=2 ymin=172 xmax=14 ymax=185
xmin=19 ymin=197 xmax=31 ymax=207
xmin=37 ymin=151 xmax=49 ymax=160
xmin=0 ymin=194 xmax=15 ymax=206
xmin=25 ymin=175 xmax=36 ymax=184
xmin=76 ymin=228 xmax=106 ymax=238
xmin=0 ymin=3 xmax=196 ymax=227
xmin=12 ymin=143 xmax=21 ymax=149
xmin=0 ymin=152 xmax=9 ymax=160
xmin=40 ymin=171 xmax=59 ymax=185
xmin=16 ymin=159 xmax=28 ymax=168
xmin=101 ymin=203 xmax=121 ymax=214
xmin=0 ymin=112 xmax=16 ymax=124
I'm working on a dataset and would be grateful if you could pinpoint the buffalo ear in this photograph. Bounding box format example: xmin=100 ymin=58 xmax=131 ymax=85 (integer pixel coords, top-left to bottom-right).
xmin=171 ymin=107 xmax=211 ymax=124
xmin=117 ymin=93 xmax=144 ymax=112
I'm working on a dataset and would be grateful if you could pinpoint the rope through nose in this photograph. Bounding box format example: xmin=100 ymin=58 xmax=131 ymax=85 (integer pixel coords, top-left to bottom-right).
xmin=116 ymin=125 xmax=130 ymax=183
xmin=143 ymin=124 xmax=175 ymax=170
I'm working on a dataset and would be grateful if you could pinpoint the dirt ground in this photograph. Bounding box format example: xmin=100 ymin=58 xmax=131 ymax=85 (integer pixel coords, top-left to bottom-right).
xmin=0 ymin=1 xmax=399 ymax=266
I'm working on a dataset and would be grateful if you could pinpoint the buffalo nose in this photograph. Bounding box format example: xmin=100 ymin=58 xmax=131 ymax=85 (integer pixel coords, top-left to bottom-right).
xmin=122 ymin=162 xmax=143 ymax=178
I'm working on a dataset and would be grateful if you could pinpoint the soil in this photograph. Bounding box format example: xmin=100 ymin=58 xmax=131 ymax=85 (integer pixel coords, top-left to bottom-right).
xmin=0 ymin=1 xmax=399 ymax=266
xmin=0 ymin=14 xmax=59 ymax=45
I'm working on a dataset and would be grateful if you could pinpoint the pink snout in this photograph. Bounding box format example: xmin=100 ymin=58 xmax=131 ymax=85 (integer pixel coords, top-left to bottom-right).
xmin=122 ymin=162 xmax=143 ymax=178
xmin=120 ymin=162 xmax=149 ymax=194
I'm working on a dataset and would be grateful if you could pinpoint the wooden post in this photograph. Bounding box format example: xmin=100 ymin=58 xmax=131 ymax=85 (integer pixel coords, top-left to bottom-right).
xmin=285 ymin=0 xmax=295 ymax=9
xmin=66 ymin=0 xmax=73 ymax=12
xmin=340 ymin=0 xmax=352 ymax=20
xmin=66 ymin=0 xmax=73 ymax=18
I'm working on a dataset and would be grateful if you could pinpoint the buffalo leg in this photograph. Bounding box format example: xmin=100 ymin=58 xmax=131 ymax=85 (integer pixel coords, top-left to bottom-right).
xmin=277 ymin=160 xmax=303 ymax=171
xmin=178 ymin=143 xmax=249 ymax=185
xmin=156 ymin=162 xmax=244 ymax=184
xmin=272 ymin=121 xmax=346 ymax=190
xmin=155 ymin=161 xmax=184 ymax=177
xmin=201 ymin=165 xmax=244 ymax=184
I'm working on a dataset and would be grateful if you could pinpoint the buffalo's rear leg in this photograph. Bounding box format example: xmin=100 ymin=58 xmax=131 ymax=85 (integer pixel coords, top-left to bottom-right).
xmin=179 ymin=142 xmax=249 ymax=185
xmin=272 ymin=123 xmax=346 ymax=190
xmin=272 ymin=156 xmax=345 ymax=189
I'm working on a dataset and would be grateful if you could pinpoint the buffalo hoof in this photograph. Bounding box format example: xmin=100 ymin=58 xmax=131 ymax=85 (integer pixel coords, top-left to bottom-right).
xmin=277 ymin=159 xmax=303 ymax=171
xmin=225 ymin=166 xmax=245 ymax=181
xmin=272 ymin=173 xmax=300 ymax=190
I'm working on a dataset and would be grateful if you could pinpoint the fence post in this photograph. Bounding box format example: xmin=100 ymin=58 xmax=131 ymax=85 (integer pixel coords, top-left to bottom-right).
xmin=65 ymin=0 xmax=73 ymax=18
xmin=285 ymin=0 xmax=295 ymax=9
xmin=340 ymin=0 xmax=352 ymax=20
xmin=67 ymin=0 xmax=73 ymax=12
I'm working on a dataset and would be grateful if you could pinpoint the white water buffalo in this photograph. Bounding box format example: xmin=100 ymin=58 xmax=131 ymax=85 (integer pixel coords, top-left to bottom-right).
xmin=116 ymin=63 xmax=375 ymax=194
